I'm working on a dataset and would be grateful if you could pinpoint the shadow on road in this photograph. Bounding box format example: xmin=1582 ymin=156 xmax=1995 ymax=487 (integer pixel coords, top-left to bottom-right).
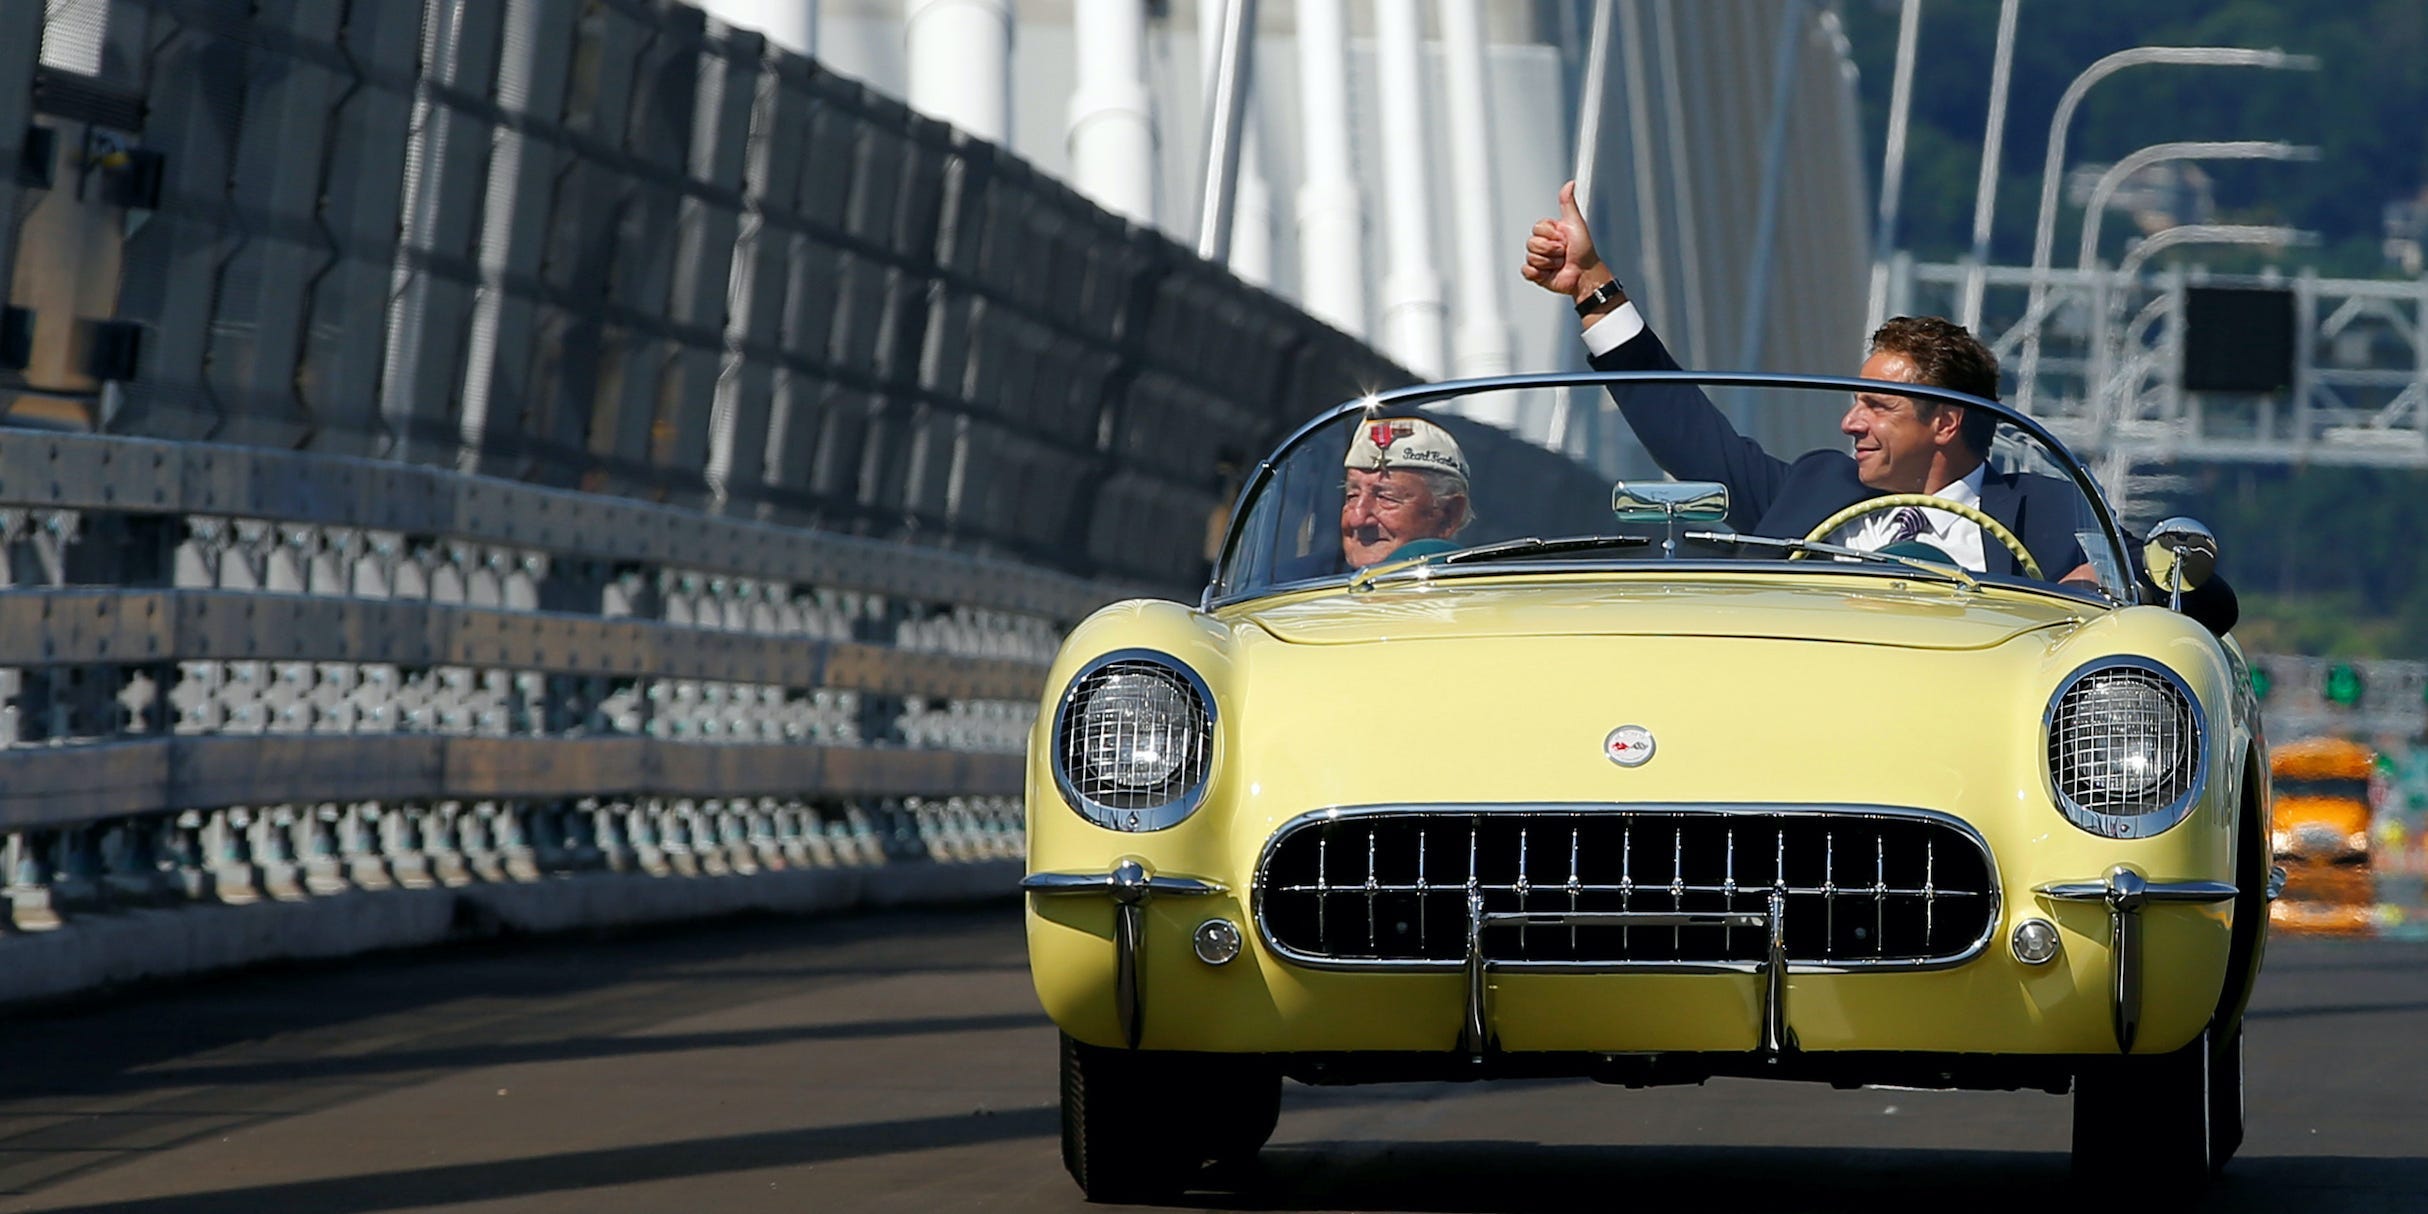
xmin=2247 ymin=998 xmax=2428 ymax=1022
xmin=9 ymin=1106 xmax=1064 ymax=1214
xmin=1170 ymin=1144 xmax=2428 ymax=1214
xmin=7 ymin=1010 xmax=1050 ymax=1100
xmin=0 ymin=905 xmax=1022 ymax=1099
xmin=30 ymin=1132 xmax=2425 ymax=1214
xmin=0 ymin=906 xmax=1035 ymax=1201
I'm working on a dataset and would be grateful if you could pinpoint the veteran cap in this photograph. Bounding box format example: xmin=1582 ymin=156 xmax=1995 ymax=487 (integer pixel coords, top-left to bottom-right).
xmin=1344 ymin=417 xmax=1469 ymax=482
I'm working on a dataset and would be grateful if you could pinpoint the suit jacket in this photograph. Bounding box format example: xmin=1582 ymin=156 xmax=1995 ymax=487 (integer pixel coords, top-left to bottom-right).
xmin=1588 ymin=322 xmax=2239 ymax=631
xmin=1589 ymin=325 xmax=2083 ymax=577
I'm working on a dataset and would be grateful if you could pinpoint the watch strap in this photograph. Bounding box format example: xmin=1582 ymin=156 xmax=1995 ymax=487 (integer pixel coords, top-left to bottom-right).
xmin=1573 ymin=279 xmax=1625 ymax=317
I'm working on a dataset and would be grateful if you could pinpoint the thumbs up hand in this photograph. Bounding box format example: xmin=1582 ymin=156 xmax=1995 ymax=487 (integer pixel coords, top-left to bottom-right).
xmin=1524 ymin=180 xmax=1602 ymax=302
xmin=1520 ymin=180 xmax=1610 ymax=304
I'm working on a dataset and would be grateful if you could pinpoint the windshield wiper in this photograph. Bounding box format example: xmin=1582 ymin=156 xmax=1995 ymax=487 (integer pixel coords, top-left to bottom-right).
xmin=1347 ymin=534 xmax=1652 ymax=592
xmin=1436 ymin=534 xmax=1652 ymax=565
xmin=1681 ymin=531 xmax=1979 ymax=591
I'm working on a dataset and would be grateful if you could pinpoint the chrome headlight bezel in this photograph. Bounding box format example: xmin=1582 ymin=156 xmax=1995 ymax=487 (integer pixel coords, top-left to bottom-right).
xmin=1049 ymin=649 xmax=1217 ymax=832
xmin=2042 ymin=657 xmax=2207 ymax=839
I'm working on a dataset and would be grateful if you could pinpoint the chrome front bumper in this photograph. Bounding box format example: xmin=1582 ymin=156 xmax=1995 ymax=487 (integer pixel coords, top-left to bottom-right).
xmin=1023 ymin=858 xmax=1224 ymax=1049
xmin=1030 ymin=859 xmax=2255 ymax=1057
xmin=1457 ymin=894 xmax=1795 ymax=1060
xmin=2037 ymin=865 xmax=2239 ymax=1053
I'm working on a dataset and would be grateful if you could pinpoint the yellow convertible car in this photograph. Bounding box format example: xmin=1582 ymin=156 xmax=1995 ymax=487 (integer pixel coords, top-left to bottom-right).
xmin=1024 ymin=372 xmax=2271 ymax=1200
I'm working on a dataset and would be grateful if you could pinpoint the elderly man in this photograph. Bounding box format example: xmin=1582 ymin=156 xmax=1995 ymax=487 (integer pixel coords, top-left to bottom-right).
xmin=1519 ymin=180 xmax=2237 ymax=631
xmin=1341 ymin=416 xmax=1472 ymax=567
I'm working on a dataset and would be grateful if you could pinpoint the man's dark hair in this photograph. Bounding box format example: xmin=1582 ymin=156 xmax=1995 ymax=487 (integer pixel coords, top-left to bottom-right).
xmin=1870 ymin=315 xmax=2000 ymax=455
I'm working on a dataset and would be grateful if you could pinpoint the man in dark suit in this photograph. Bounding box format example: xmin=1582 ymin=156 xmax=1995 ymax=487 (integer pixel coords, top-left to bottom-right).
xmin=1520 ymin=181 xmax=2236 ymax=630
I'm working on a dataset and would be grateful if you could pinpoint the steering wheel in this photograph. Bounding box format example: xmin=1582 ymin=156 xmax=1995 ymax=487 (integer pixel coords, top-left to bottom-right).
xmin=1794 ymin=494 xmax=2042 ymax=581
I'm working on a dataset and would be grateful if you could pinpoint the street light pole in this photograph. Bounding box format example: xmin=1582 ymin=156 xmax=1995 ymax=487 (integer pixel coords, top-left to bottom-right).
xmin=1196 ymin=0 xmax=1259 ymax=263
xmin=1957 ymin=0 xmax=2020 ymax=332
xmin=2014 ymin=46 xmax=2318 ymax=412
xmin=2076 ymin=141 xmax=2317 ymax=271
xmin=1865 ymin=0 xmax=1924 ymax=335
xmin=2112 ymin=223 xmax=2314 ymax=281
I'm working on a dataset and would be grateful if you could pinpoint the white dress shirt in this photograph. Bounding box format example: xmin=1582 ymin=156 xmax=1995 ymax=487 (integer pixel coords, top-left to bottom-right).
xmin=1832 ymin=463 xmax=1988 ymax=571
xmin=1581 ymin=302 xmax=1648 ymax=357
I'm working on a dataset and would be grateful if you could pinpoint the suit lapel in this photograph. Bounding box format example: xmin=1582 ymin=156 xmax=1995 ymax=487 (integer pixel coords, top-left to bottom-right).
xmin=1978 ymin=473 xmax=2021 ymax=576
xmin=1766 ymin=454 xmax=1876 ymax=541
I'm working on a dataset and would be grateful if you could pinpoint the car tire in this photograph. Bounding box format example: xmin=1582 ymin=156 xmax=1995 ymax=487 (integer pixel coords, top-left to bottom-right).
xmin=2072 ymin=1026 xmax=2214 ymax=1190
xmin=1205 ymin=1058 xmax=1283 ymax=1167
xmin=1059 ymin=1033 xmax=1282 ymax=1202
xmin=2207 ymin=1021 xmax=2245 ymax=1170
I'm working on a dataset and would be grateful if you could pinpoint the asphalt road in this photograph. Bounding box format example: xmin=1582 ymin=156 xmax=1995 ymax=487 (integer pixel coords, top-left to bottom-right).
xmin=0 ymin=903 xmax=2421 ymax=1214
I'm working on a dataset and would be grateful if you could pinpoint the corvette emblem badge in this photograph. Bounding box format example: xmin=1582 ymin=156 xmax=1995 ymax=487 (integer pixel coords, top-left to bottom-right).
xmin=1604 ymin=725 xmax=1655 ymax=767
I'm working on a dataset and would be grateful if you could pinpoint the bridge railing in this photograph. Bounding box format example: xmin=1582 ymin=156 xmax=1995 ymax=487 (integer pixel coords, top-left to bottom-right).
xmin=0 ymin=423 xmax=1112 ymax=929
xmin=0 ymin=1 xmax=1407 ymax=582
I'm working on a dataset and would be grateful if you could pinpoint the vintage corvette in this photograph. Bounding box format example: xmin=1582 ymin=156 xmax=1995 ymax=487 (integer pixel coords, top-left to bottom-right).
xmin=1023 ymin=373 xmax=2273 ymax=1200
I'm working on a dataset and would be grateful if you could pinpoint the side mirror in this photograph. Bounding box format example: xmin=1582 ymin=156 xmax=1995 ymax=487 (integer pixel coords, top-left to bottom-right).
xmin=2143 ymin=517 xmax=2219 ymax=611
xmin=1613 ymin=481 xmax=1729 ymax=559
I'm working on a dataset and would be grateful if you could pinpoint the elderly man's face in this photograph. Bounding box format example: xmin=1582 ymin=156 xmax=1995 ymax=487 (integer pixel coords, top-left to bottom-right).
xmin=1341 ymin=468 xmax=1460 ymax=567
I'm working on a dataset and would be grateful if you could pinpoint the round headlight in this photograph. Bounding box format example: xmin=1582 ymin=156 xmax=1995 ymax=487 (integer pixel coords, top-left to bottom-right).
xmin=2046 ymin=659 xmax=2203 ymax=839
xmin=1078 ymin=671 xmax=1195 ymax=789
xmin=2070 ymin=678 xmax=2175 ymax=795
xmin=1052 ymin=652 xmax=1215 ymax=831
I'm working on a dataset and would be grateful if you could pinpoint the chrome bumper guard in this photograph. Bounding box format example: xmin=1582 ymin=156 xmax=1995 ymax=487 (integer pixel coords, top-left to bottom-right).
xmin=1022 ymin=859 xmax=1225 ymax=1049
xmin=1458 ymin=889 xmax=1798 ymax=1061
xmin=2036 ymin=865 xmax=2237 ymax=1054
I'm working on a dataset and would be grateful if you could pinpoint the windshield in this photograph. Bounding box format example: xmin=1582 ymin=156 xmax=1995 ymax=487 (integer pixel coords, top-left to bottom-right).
xmin=1211 ymin=373 xmax=2133 ymax=604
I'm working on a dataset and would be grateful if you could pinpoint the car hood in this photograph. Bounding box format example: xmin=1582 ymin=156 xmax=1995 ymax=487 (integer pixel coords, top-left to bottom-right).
xmin=1235 ymin=577 xmax=2091 ymax=651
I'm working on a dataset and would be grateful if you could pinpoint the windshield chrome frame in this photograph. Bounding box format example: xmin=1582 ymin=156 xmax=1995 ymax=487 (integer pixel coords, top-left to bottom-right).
xmin=1231 ymin=558 xmax=2114 ymax=612
xmin=1203 ymin=370 xmax=2136 ymax=610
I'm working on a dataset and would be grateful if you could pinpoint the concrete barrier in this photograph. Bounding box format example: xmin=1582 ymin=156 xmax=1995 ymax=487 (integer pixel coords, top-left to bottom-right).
xmin=0 ymin=859 xmax=1020 ymax=1009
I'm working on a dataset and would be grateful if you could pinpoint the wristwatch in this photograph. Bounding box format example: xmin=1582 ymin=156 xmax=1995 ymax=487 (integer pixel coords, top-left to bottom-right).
xmin=1573 ymin=278 xmax=1626 ymax=317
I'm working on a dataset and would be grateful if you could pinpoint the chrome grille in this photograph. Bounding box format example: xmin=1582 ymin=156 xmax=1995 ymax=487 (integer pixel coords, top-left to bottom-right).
xmin=1256 ymin=808 xmax=1996 ymax=968
xmin=2047 ymin=663 xmax=2199 ymax=824
xmin=1054 ymin=659 xmax=1212 ymax=812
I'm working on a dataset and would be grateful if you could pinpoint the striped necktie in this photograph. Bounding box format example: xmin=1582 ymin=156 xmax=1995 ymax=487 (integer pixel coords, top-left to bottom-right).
xmin=1887 ymin=505 xmax=1928 ymax=544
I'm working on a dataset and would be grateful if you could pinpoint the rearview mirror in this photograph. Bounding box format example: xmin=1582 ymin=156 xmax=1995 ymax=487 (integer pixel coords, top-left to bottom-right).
xmin=1613 ymin=481 xmax=1729 ymax=559
xmin=1611 ymin=481 xmax=1729 ymax=524
xmin=2142 ymin=517 xmax=2218 ymax=610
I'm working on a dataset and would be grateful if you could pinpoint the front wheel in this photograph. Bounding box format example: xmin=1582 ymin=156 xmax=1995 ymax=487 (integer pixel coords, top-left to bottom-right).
xmin=2074 ymin=1023 xmax=2238 ymax=1189
xmin=1059 ymin=1034 xmax=1282 ymax=1202
xmin=2207 ymin=1022 xmax=2246 ymax=1169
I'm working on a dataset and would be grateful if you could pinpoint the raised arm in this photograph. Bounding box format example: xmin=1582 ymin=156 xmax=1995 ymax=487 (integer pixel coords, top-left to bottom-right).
xmin=1521 ymin=181 xmax=1790 ymax=526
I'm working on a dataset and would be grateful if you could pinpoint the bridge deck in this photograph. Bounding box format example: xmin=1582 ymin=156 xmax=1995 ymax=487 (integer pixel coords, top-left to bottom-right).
xmin=0 ymin=905 xmax=2422 ymax=1213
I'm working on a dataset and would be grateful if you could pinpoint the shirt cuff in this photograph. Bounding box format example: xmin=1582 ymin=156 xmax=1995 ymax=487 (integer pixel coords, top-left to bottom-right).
xmin=1580 ymin=301 xmax=1646 ymax=358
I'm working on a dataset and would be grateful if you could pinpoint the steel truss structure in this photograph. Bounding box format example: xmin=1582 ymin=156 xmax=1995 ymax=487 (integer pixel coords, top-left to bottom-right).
xmin=1890 ymin=259 xmax=2428 ymax=525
